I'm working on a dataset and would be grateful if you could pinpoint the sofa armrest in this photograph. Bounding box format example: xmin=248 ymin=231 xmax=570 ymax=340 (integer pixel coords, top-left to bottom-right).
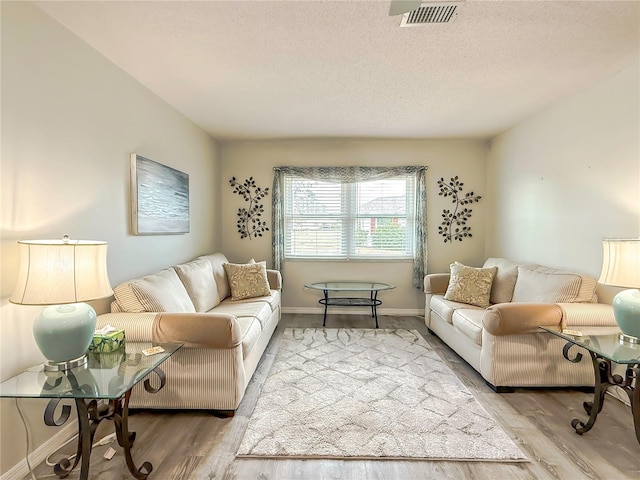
xmin=424 ymin=273 xmax=450 ymax=295
xmin=267 ymin=269 xmax=282 ymax=290
xmin=483 ymin=303 xmax=563 ymax=336
xmin=557 ymin=303 xmax=616 ymax=328
xmin=96 ymin=313 xmax=157 ymax=342
xmin=152 ymin=312 xmax=241 ymax=349
xmin=97 ymin=312 xmax=243 ymax=349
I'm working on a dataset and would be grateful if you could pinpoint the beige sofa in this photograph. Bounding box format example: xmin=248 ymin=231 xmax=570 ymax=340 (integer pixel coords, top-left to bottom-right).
xmin=424 ymin=258 xmax=617 ymax=391
xmin=96 ymin=253 xmax=281 ymax=412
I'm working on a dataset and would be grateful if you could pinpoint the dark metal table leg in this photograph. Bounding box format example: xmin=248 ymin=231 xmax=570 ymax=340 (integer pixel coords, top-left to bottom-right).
xmin=630 ymin=366 xmax=640 ymax=444
xmin=43 ymin=368 xmax=166 ymax=479
xmin=370 ymin=290 xmax=375 ymax=318
xmin=561 ymin=342 xmax=640 ymax=446
xmin=114 ymin=389 xmax=152 ymax=479
xmin=44 ymin=398 xmax=108 ymax=480
xmin=322 ymin=289 xmax=328 ymax=327
xmin=372 ymin=290 xmax=379 ymax=329
xmin=571 ymin=352 xmax=611 ymax=435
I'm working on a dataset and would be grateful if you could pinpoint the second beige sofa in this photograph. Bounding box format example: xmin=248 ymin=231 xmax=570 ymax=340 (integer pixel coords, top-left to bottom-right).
xmin=424 ymin=258 xmax=617 ymax=391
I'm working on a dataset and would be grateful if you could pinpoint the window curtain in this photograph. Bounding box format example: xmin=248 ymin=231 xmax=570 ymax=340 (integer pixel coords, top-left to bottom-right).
xmin=272 ymin=166 xmax=428 ymax=288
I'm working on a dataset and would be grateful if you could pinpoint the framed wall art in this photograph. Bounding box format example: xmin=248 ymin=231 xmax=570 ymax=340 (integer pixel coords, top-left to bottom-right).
xmin=130 ymin=153 xmax=190 ymax=235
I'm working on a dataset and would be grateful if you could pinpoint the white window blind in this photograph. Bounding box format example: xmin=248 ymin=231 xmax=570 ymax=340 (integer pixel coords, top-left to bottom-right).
xmin=283 ymin=175 xmax=415 ymax=259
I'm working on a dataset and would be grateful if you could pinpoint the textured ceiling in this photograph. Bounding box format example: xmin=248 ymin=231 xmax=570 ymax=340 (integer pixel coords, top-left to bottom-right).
xmin=36 ymin=1 xmax=639 ymax=140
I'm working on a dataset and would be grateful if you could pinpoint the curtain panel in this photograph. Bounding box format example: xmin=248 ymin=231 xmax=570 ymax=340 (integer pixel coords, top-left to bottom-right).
xmin=272 ymin=166 xmax=428 ymax=288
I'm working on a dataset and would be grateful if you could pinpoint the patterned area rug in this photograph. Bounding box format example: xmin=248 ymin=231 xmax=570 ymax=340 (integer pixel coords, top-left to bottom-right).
xmin=237 ymin=328 xmax=527 ymax=461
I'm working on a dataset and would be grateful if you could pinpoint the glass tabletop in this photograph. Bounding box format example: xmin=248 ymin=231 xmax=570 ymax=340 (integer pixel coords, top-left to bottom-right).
xmin=0 ymin=342 xmax=182 ymax=400
xmin=305 ymin=281 xmax=396 ymax=292
xmin=541 ymin=326 xmax=640 ymax=364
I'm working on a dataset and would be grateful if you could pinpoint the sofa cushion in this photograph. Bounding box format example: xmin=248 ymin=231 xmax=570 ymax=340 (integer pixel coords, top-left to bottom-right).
xmin=444 ymin=262 xmax=497 ymax=308
xmin=235 ymin=316 xmax=263 ymax=359
xmin=430 ymin=295 xmax=483 ymax=324
xmin=114 ymin=268 xmax=196 ymax=313
xmin=511 ymin=266 xmax=597 ymax=303
xmin=214 ymin=299 xmax=274 ymax=329
xmin=452 ymin=308 xmax=484 ymax=346
xmin=223 ymin=262 xmax=271 ymax=301
xmin=174 ymin=258 xmax=221 ymax=312
xmin=483 ymin=258 xmax=519 ymax=304
xmin=197 ymin=253 xmax=231 ymax=301
xmin=223 ymin=289 xmax=281 ymax=313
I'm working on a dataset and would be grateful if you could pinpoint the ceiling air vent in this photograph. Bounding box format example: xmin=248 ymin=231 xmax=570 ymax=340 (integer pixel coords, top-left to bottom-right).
xmin=400 ymin=3 xmax=462 ymax=27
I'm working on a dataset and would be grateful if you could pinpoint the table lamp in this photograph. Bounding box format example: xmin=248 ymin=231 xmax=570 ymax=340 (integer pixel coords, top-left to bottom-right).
xmin=598 ymin=238 xmax=640 ymax=344
xmin=10 ymin=236 xmax=113 ymax=371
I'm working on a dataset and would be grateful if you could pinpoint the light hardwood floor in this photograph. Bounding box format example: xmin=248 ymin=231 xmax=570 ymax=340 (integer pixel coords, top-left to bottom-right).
xmin=24 ymin=313 xmax=639 ymax=479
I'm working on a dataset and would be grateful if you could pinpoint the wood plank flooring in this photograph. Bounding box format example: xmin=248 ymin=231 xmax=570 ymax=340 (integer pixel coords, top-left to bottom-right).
xmin=23 ymin=313 xmax=639 ymax=479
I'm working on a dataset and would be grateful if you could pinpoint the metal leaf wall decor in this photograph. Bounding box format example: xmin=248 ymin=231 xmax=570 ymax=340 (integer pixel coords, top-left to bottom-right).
xmin=229 ymin=177 xmax=269 ymax=239
xmin=437 ymin=176 xmax=482 ymax=243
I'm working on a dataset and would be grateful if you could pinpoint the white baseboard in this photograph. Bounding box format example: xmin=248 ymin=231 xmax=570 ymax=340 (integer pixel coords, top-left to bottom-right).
xmin=281 ymin=307 xmax=422 ymax=316
xmin=1 ymin=421 xmax=77 ymax=480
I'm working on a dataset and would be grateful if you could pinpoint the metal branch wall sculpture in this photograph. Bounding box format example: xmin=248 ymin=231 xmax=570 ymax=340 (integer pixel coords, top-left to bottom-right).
xmin=229 ymin=177 xmax=269 ymax=239
xmin=437 ymin=176 xmax=482 ymax=243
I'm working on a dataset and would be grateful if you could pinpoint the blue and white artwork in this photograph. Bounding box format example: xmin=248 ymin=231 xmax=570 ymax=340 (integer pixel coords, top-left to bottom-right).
xmin=131 ymin=154 xmax=189 ymax=234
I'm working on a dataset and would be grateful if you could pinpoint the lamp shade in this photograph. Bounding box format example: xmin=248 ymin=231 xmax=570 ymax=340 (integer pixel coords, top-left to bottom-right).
xmin=599 ymin=238 xmax=640 ymax=343
xmin=598 ymin=239 xmax=640 ymax=289
xmin=10 ymin=239 xmax=113 ymax=305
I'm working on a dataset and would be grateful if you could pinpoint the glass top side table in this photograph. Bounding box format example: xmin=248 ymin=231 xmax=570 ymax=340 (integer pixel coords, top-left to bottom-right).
xmin=540 ymin=326 xmax=639 ymax=445
xmin=305 ymin=281 xmax=396 ymax=328
xmin=0 ymin=342 xmax=182 ymax=480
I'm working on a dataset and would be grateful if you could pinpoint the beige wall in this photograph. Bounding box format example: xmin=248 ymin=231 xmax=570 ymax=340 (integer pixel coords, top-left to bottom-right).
xmin=0 ymin=3 xmax=220 ymax=474
xmin=486 ymin=63 xmax=640 ymax=279
xmin=220 ymin=139 xmax=489 ymax=314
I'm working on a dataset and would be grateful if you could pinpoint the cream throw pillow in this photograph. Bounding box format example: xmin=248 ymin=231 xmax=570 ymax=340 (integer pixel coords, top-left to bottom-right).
xmin=444 ymin=261 xmax=497 ymax=308
xmin=173 ymin=258 xmax=221 ymax=312
xmin=482 ymin=257 xmax=519 ymax=304
xmin=114 ymin=268 xmax=196 ymax=313
xmin=511 ymin=267 xmax=583 ymax=303
xmin=223 ymin=262 xmax=271 ymax=301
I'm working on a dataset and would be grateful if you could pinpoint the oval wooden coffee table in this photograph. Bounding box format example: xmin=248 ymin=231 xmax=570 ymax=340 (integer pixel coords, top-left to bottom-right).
xmin=305 ymin=281 xmax=395 ymax=328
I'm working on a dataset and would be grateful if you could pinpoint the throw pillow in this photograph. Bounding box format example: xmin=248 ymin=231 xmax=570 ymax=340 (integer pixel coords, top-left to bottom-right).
xmin=173 ymin=258 xmax=221 ymax=312
xmin=511 ymin=266 xmax=583 ymax=303
xmin=223 ymin=262 xmax=271 ymax=301
xmin=444 ymin=261 xmax=497 ymax=308
xmin=482 ymin=257 xmax=519 ymax=304
xmin=127 ymin=268 xmax=196 ymax=313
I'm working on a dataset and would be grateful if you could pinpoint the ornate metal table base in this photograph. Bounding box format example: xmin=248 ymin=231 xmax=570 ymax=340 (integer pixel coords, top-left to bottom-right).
xmin=44 ymin=369 xmax=166 ymax=480
xmin=561 ymin=343 xmax=640 ymax=444
xmin=319 ymin=290 xmax=382 ymax=328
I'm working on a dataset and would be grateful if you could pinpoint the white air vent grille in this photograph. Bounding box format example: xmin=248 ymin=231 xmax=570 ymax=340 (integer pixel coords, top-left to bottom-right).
xmin=400 ymin=3 xmax=461 ymax=27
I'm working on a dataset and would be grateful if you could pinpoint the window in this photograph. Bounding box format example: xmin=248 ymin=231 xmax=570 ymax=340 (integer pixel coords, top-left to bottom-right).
xmin=272 ymin=165 xmax=427 ymax=287
xmin=283 ymin=175 xmax=416 ymax=259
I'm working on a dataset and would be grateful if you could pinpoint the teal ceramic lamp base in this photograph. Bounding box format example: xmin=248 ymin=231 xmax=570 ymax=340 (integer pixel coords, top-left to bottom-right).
xmin=33 ymin=303 xmax=97 ymax=371
xmin=612 ymin=288 xmax=640 ymax=345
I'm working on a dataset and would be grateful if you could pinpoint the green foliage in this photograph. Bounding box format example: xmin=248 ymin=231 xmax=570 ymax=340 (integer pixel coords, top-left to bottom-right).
xmin=371 ymin=223 xmax=405 ymax=249
xmin=355 ymin=229 xmax=368 ymax=247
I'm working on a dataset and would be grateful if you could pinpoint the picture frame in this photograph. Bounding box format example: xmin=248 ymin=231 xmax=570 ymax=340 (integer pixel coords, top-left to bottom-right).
xmin=130 ymin=154 xmax=190 ymax=235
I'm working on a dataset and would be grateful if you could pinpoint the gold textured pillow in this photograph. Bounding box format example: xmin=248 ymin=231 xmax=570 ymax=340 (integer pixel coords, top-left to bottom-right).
xmin=223 ymin=262 xmax=271 ymax=301
xmin=444 ymin=261 xmax=497 ymax=308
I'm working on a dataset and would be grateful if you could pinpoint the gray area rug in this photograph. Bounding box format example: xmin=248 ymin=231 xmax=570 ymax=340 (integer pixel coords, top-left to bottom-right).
xmin=237 ymin=328 xmax=527 ymax=461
